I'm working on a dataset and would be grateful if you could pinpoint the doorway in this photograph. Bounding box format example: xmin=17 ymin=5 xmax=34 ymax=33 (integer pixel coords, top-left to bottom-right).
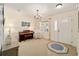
xmin=51 ymin=17 xmax=73 ymax=45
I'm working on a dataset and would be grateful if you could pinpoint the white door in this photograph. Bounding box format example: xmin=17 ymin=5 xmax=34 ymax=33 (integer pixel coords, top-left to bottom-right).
xmin=58 ymin=18 xmax=72 ymax=44
xmin=53 ymin=18 xmax=72 ymax=45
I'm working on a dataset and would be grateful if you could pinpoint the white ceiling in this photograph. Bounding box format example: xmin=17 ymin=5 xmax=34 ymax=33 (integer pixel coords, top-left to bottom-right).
xmin=4 ymin=3 xmax=78 ymax=17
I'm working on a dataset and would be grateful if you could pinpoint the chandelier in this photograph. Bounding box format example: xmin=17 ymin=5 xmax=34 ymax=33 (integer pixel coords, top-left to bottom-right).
xmin=34 ymin=9 xmax=42 ymax=19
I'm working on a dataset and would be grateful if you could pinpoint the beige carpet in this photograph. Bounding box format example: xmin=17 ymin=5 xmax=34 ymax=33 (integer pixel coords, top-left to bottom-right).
xmin=18 ymin=39 xmax=77 ymax=56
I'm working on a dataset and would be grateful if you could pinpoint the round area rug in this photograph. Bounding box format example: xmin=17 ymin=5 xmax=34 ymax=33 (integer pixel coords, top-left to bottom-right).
xmin=48 ymin=42 xmax=68 ymax=54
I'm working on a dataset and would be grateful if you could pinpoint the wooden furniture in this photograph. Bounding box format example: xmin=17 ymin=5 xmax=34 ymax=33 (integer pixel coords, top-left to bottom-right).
xmin=19 ymin=30 xmax=34 ymax=42
xmin=2 ymin=42 xmax=19 ymax=56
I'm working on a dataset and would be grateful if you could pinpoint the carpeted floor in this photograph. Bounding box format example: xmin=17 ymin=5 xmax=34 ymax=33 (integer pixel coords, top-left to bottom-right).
xmin=18 ymin=39 xmax=77 ymax=56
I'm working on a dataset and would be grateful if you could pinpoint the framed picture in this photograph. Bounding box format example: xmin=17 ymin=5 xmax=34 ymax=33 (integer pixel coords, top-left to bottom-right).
xmin=21 ymin=21 xmax=30 ymax=27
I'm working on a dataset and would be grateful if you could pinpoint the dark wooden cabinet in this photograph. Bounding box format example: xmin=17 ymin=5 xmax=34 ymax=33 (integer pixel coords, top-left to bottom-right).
xmin=19 ymin=30 xmax=34 ymax=42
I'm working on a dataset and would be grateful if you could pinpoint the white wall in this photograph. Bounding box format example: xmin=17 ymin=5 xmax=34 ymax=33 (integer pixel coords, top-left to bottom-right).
xmin=50 ymin=10 xmax=78 ymax=47
xmin=4 ymin=6 xmax=35 ymax=44
xmin=4 ymin=5 xmax=50 ymax=44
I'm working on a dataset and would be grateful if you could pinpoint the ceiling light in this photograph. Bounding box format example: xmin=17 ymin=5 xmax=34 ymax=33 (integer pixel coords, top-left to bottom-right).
xmin=56 ymin=3 xmax=63 ymax=8
xmin=34 ymin=9 xmax=42 ymax=19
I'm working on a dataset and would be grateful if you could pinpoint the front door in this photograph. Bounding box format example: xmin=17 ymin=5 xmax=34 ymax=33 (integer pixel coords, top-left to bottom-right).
xmin=53 ymin=18 xmax=72 ymax=45
xmin=58 ymin=18 xmax=72 ymax=44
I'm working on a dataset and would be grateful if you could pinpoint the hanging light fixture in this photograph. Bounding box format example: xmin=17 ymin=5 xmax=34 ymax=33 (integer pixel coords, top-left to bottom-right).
xmin=34 ymin=9 xmax=42 ymax=19
xmin=56 ymin=3 xmax=63 ymax=8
